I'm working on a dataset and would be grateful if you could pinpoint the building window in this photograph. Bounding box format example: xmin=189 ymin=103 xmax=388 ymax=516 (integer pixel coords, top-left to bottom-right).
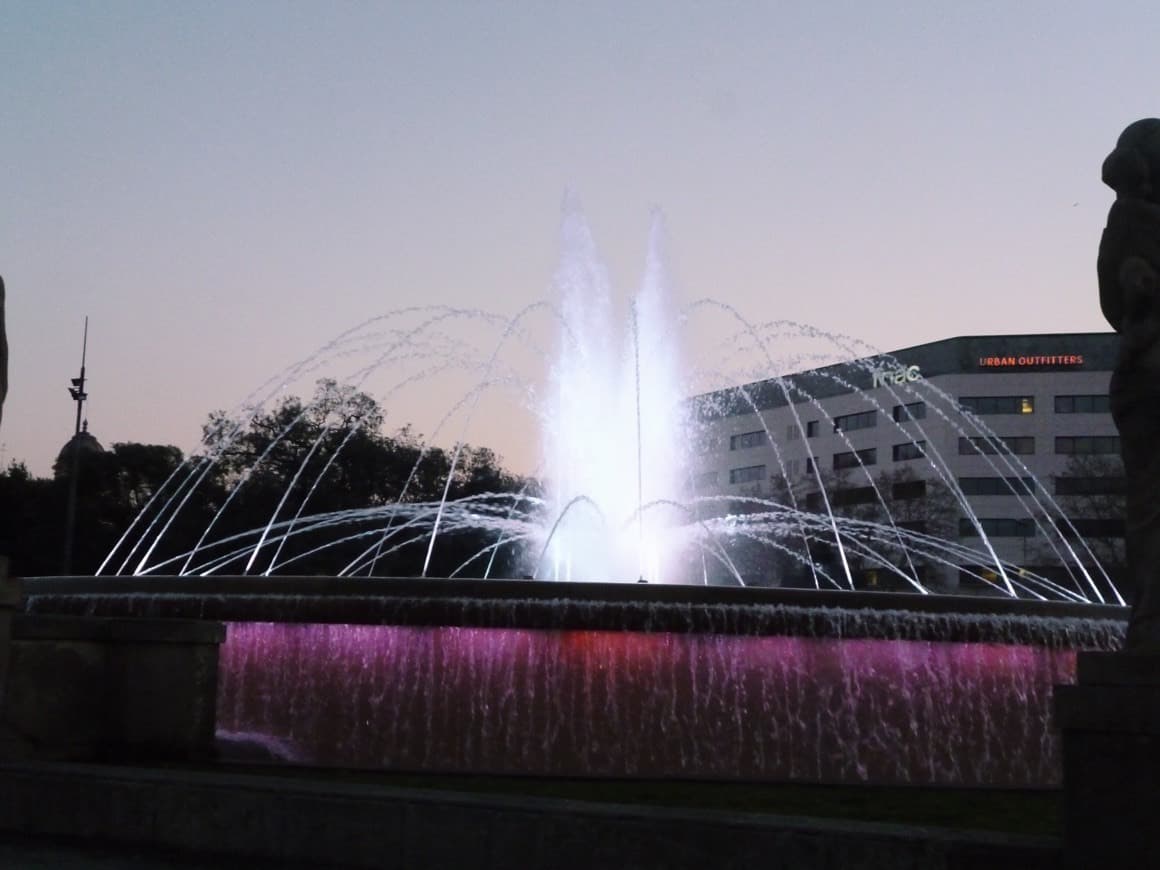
xmin=959 ymin=517 xmax=1037 ymax=538
xmin=1062 ymin=518 xmax=1126 ymax=538
xmin=694 ymin=471 xmax=718 ymax=488
xmin=1055 ymin=476 xmax=1126 ymax=496
xmin=833 ymin=410 xmax=877 ymax=433
xmin=1055 ymin=395 xmax=1111 ymax=414
xmin=892 ymin=479 xmax=926 ymax=500
xmin=786 ymin=424 xmax=799 ymax=441
xmin=805 ymin=456 xmax=819 ymax=474
xmin=806 ymin=420 xmax=819 ymax=437
xmin=832 ymin=485 xmax=877 ymax=507
xmin=957 ymin=565 xmax=1004 ymax=589
xmin=1055 ymin=436 xmax=1121 ymax=455
xmin=730 ymin=430 xmax=765 ymax=450
xmin=958 ymin=436 xmax=1035 ymax=456
xmin=729 ymin=464 xmax=766 ymax=484
xmin=892 ymin=402 xmax=926 ymax=423
xmin=892 ymin=441 xmax=926 ymax=462
xmin=833 ymin=448 xmax=877 ymax=470
xmin=959 ymin=396 xmax=1035 ymax=415
xmin=958 ymin=476 xmax=1036 ymax=496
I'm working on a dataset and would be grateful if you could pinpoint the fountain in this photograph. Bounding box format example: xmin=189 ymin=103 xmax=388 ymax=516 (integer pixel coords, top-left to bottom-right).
xmin=83 ymin=201 xmax=1123 ymax=603
xmin=18 ymin=202 xmax=1128 ymax=787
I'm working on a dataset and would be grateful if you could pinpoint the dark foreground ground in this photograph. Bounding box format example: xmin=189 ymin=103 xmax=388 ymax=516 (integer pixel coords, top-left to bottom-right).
xmin=0 ymin=835 xmax=311 ymax=869
xmin=0 ymin=762 xmax=1062 ymax=869
xmin=212 ymin=765 xmax=1063 ymax=836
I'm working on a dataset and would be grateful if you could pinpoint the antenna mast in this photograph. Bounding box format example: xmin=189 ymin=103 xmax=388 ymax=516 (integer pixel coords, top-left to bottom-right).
xmin=63 ymin=316 xmax=89 ymax=574
xmin=69 ymin=317 xmax=89 ymax=435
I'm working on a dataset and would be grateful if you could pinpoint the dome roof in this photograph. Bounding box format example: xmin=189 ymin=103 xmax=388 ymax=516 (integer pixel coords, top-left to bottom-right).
xmin=54 ymin=423 xmax=105 ymax=477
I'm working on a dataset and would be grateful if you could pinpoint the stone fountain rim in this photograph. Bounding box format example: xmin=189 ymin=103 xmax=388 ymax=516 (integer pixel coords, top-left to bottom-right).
xmin=20 ymin=574 xmax=1128 ymax=617
xmin=17 ymin=575 xmax=1126 ymax=647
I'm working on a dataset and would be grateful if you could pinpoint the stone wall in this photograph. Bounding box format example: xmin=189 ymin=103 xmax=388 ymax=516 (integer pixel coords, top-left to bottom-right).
xmin=4 ymin=615 xmax=223 ymax=761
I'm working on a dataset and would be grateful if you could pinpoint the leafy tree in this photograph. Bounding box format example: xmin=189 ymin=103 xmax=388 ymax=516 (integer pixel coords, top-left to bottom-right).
xmin=0 ymin=380 xmax=532 ymax=579
xmin=192 ymin=379 xmax=533 ymax=577
xmin=0 ymin=460 xmax=59 ymax=576
xmin=1035 ymin=453 xmax=1127 ymax=599
xmin=0 ymin=443 xmax=190 ymax=577
xmin=758 ymin=464 xmax=958 ymax=591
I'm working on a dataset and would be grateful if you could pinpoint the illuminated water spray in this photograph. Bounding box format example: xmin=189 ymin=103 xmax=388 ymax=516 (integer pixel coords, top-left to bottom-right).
xmin=538 ymin=203 xmax=691 ymax=582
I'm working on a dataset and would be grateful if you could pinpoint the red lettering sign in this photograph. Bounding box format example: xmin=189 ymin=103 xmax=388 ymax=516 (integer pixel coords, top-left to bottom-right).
xmin=976 ymin=354 xmax=1084 ymax=369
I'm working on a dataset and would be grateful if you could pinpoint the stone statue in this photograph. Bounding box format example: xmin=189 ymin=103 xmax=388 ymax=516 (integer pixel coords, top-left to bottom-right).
xmin=0 ymin=274 xmax=6 ymax=435
xmin=1099 ymin=119 xmax=1160 ymax=651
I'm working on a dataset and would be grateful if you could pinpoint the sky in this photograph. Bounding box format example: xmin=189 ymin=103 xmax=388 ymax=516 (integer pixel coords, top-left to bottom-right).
xmin=2 ymin=1 xmax=1157 ymax=477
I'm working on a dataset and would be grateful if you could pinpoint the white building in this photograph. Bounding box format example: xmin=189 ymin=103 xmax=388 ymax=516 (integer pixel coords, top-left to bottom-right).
xmin=692 ymin=333 xmax=1124 ymax=597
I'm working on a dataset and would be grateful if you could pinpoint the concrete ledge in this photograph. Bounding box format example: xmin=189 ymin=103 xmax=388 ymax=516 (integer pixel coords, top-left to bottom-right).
xmin=12 ymin=614 xmax=224 ymax=644
xmin=21 ymin=575 xmax=1127 ymax=647
xmin=0 ymin=761 xmax=1060 ymax=870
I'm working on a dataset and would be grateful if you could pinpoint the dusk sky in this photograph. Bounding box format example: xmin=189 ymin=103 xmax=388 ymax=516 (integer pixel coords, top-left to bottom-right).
xmin=3 ymin=2 xmax=1157 ymax=477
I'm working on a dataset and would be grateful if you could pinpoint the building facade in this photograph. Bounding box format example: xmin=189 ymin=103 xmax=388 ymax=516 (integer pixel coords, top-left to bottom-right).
xmin=692 ymin=333 xmax=1125 ymax=596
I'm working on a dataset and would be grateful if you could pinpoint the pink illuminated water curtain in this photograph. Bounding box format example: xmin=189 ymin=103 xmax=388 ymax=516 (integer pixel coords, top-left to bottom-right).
xmin=217 ymin=622 xmax=1074 ymax=786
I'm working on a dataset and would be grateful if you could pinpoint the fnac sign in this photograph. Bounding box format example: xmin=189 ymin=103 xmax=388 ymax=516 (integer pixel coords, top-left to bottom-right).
xmin=871 ymin=364 xmax=921 ymax=388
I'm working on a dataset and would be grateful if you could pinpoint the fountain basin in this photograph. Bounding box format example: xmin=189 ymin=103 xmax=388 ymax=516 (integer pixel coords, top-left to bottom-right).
xmin=21 ymin=577 xmax=1126 ymax=786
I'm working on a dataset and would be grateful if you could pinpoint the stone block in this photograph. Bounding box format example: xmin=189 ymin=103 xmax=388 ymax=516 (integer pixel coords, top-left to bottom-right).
xmin=1055 ymin=650 xmax=1160 ymax=869
xmin=3 ymin=615 xmax=223 ymax=761
xmin=0 ymin=558 xmax=25 ymax=759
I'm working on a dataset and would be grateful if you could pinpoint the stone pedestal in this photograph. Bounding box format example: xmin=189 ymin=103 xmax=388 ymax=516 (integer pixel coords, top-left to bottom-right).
xmin=1054 ymin=651 xmax=1160 ymax=868
xmin=3 ymin=614 xmax=225 ymax=762
xmin=0 ymin=557 xmax=24 ymax=759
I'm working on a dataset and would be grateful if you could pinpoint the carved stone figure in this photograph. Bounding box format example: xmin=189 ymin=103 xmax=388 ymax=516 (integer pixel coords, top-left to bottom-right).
xmin=1098 ymin=119 xmax=1160 ymax=651
xmin=0 ymin=274 xmax=6 ymax=434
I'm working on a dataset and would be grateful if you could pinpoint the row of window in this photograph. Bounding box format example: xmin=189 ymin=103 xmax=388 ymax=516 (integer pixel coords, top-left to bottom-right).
xmin=1055 ymin=394 xmax=1111 ymax=414
xmin=728 ymin=464 xmax=765 ymax=484
xmin=730 ymin=431 xmax=766 ymax=450
xmin=705 ymin=469 xmax=1125 ymax=501
xmin=773 ymin=435 xmax=1117 ymax=477
xmin=953 ymin=475 xmax=1123 ymax=497
xmin=832 ymin=410 xmax=877 ymax=433
xmin=960 ymin=396 xmax=1034 ymax=415
xmin=959 ymin=517 xmax=1125 ymax=538
xmin=892 ymin=441 xmax=925 ymax=462
xmin=728 ymin=394 xmax=1112 ymax=450
xmin=704 ymin=480 xmax=1122 ymax=538
xmin=958 ymin=476 xmax=1035 ymax=496
xmin=833 ymin=448 xmax=877 ymax=470
xmin=959 ymin=517 xmax=1037 ymax=538
xmin=957 ymin=436 xmax=1122 ymax=456
xmin=893 ymin=402 xmax=926 ymax=422
xmin=1055 ymin=436 xmax=1121 ymax=455
xmin=803 ymin=479 xmax=927 ymax=511
xmin=958 ymin=436 xmax=1035 ymax=456
xmin=953 ymin=394 xmax=1109 ymax=416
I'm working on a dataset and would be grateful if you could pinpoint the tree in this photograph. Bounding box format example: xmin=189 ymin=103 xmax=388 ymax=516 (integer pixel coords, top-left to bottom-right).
xmin=191 ymin=379 xmax=533 ymax=577
xmin=1038 ymin=453 xmax=1127 ymax=599
xmin=0 ymin=443 xmax=191 ymax=577
xmin=0 ymin=460 xmax=59 ymax=576
xmin=759 ymin=464 xmax=959 ymax=591
xmin=0 ymin=380 xmax=532 ymax=578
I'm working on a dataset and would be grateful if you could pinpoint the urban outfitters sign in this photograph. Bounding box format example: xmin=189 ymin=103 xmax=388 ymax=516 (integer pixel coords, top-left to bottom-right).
xmin=977 ymin=354 xmax=1085 ymax=369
